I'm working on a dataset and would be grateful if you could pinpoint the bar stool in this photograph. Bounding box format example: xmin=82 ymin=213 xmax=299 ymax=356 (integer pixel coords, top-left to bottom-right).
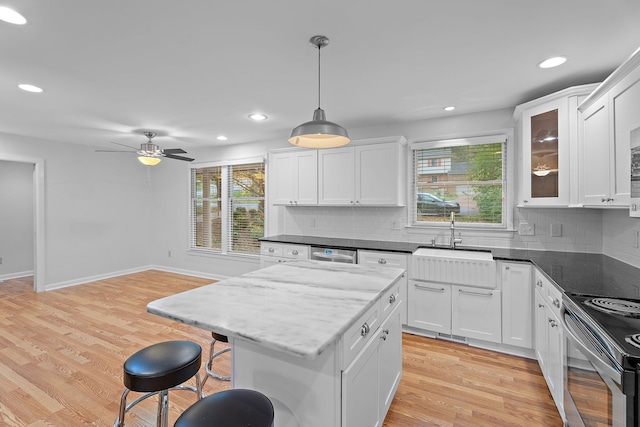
xmin=201 ymin=332 xmax=231 ymax=386
xmin=174 ymin=389 xmax=274 ymax=427
xmin=114 ymin=340 xmax=203 ymax=427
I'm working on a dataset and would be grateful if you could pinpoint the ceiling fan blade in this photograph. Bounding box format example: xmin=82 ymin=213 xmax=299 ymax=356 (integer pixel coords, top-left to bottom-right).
xmin=164 ymin=153 xmax=195 ymax=162
xmin=109 ymin=141 xmax=140 ymax=150
xmin=163 ymin=148 xmax=187 ymax=154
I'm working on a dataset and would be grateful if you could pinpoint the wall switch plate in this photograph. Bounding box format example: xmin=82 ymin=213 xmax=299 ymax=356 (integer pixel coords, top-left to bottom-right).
xmin=550 ymin=224 xmax=562 ymax=237
xmin=391 ymin=221 xmax=402 ymax=230
xmin=518 ymin=221 xmax=535 ymax=236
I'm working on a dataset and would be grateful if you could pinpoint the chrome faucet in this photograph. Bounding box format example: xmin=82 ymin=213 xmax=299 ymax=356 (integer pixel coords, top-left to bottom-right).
xmin=450 ymin=212 xmax=462 ymax=249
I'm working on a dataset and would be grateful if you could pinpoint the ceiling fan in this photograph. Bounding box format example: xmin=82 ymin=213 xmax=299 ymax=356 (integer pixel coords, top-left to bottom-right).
xmin=96 ymin=131 xmax=194 ymax=166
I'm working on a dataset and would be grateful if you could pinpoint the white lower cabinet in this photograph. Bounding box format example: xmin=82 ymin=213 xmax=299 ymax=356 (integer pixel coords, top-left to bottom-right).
xmin=342 ymin=304 xmax=402 ymax=427
xmin=358 ymin=250 xmax=408 ymax=324
xmin=451 ymin=285 xmax=501 ymax=343
xmin=501 ymin=262 xmax=533 ymax=348
xmin=408 ymin=281 xmax=451 ymax=333
xmin=533 ymin=270 xmax=564 ymax=418
xmin=408 ymin=281 xmax=501 ymax=344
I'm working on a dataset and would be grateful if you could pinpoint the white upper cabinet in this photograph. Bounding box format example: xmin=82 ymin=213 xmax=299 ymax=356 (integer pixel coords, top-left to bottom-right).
xmin=579 ymin=47 xmax=640 ymax=209
xmin=514 ymin=84 xmax=598 ymax=207
xmin=269 ymin=150 xmax=318 ymax=206
xmin=318 ymin=137 xmax=407 ymax=206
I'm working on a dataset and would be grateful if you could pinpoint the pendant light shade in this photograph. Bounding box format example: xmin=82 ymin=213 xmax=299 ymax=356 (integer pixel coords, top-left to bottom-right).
xmin=289 ymin=35 xmax=349 ymax=149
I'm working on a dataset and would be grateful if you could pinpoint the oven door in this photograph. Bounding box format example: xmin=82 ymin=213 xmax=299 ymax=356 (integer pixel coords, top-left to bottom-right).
xmin=563 ymin=307 xmax=632 ymax=427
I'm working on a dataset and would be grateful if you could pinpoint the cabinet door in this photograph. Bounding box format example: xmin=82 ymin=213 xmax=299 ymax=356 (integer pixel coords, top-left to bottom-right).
xmin=407 ymin=281 xmax=451 ymax=334
xmin=318 ymin=147 xmax=355 ymax=205
xmin=501 ymin=262 xmax=533 ymax=348
xmin=451 ymin=286 xmax=501 ymax=343
xmin=295 ymin=150 xmax=318 ymax=205
xmin=581 ymin=96 xmax=612 ymax=205
xmin=378 ymin=305 xmax=402 ymax=423
xmin=521 ymin=97 xmax=570 ymax=206
xmin=355 ymin=143 xmax=403 ymax=205
xmin=270 ymin=152 xmax=296 ymax=205
xmin=342 ymin=327 xmax=381 ymax=427
xmin=610 ymin=68 xmax=640 ymax=207
xmin=534 ymin=289 xmax=549 ymax=369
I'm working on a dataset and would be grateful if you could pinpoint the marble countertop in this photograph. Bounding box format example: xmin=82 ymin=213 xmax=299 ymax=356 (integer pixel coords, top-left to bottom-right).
xmin=147 ymin=260 xmax=405 ymax=359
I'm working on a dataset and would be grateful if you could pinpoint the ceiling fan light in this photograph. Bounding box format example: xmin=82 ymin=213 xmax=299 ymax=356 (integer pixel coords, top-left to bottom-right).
xmin=138 ymin=156 xmax=162 ymax=166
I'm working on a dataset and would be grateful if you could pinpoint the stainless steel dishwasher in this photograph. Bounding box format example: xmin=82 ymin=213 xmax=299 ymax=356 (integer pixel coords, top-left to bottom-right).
xmin=310 ymin=247 xmax=357 ymax=263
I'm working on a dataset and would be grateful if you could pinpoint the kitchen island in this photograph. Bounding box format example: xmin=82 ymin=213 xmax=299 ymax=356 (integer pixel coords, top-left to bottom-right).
xmin=147 ymin=260 xmax=405 ymax=427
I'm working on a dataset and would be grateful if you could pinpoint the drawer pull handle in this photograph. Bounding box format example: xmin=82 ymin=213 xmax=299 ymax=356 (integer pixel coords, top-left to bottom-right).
xmin=389 ymin=294 xmax=396 ymax=304
xmin=360 ymin=322 xmax=370 ymax=337
xmin=378 ymin=258 xmax=387 ymax=264
xmin=459 ymin=289 xmax=493 ymax=297
xmin=553 ymin=299 xmax=561 ymax=308
xmin=414 ymin=284 xmax=445 ymax=292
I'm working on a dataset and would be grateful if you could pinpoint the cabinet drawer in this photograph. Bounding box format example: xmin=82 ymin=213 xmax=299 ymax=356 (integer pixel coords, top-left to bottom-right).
xmin=380 ymin=281 xmax=402 ymax=322
xmin=534 ymin=269 xmax=563 ymax=318
xmin=261 ymin=243 xmax=283 ymax=257
xmin=282 ymin=244 xmax=309 ymax=260
xmin=358 ymin=250 xmax=408 ymax=269
xmin=342 ymin=303 xmax=380 ymax=368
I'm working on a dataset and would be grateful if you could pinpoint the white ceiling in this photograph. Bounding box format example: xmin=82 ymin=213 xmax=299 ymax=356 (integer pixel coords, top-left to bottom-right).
xmin=2 ymin=0 xmax=640 ymax=154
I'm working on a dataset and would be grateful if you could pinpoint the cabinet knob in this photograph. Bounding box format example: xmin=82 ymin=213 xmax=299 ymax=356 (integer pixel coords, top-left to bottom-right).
xmin=290 ymin=201 xmax=293 ymax=205
xmin=538 ymin=303 xmax=545 ymax=308
xmin=389 ymin=294 xmax=396 ymax=304
xmin=601 ymin=198 xmax=607 ymax=203
xmin=268 ymin=248 xmax=275 ymax=253
xmin=505 ymin=266 xmax=510 ymax=270
xmin=550 ymin=320 xmax=558 ymax=328
xmin=378 ymin=258 xmax=387 ymax=265
xmin=536 ymin=280 xmax=543 ymax=287
xmin=383 ymin=329 xmax=389 ymax=335
xmin=553 ymin=299 xmax=560 ymax=308
xmin=380 ymin=334 xmax=387 ymax=341
xmin=360 ymin=322 xmax=370 ymax=337
xmin=523 ymin=200 xmax=529 ymax=203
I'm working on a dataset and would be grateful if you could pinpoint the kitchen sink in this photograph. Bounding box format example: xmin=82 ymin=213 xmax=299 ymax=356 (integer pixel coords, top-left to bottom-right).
xmin=412 ymin=247 xmax=496 ymax=288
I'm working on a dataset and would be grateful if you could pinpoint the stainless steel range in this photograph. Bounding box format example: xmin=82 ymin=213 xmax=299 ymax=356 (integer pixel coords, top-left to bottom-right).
xmin=563 ymin=293 xmax=640 ymax=427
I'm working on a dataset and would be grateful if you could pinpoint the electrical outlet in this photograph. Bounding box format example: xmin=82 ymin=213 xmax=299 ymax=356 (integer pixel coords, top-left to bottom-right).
xmin=392 ymin=221 xmax=402 ymax=230
xmin=168 ymin=250 xmax=172 ymax=257
xmin=550 ymin=223 xmax=562 ymax=237
xmin=518 ymin=221 xmax=535 ymax=236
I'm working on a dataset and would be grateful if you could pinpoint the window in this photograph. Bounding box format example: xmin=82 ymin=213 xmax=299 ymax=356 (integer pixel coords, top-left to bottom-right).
xmin=190 ymin=159 xmax=265 ymax=255
xmin=412 ymin=135 xmax=506 ymax=227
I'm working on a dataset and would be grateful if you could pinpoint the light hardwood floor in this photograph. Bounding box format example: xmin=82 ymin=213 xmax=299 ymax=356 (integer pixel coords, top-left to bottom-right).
xmin=0 ymin=271 xmax=562 ymax=426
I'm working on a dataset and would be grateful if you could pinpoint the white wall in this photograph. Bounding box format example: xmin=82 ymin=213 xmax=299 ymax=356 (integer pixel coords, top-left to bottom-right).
xmin=0 ymin=132 xmax=154 ymax=289
xmin=0 ymin=160 xmax=34 ymax=278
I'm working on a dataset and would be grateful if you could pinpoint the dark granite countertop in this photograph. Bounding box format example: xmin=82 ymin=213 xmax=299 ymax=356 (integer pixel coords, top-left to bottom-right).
xmin=260 ymin=235 xmax=640 ymax=298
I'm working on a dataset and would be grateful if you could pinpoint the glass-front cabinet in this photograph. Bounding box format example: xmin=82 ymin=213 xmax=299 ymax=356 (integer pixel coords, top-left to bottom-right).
xmin=514 ymin=84 xmax=599 ymax=207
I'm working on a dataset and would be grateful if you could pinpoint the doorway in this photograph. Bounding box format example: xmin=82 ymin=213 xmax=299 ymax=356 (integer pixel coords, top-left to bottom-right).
xmin=0 ymin=155 xmax=45 ymax=292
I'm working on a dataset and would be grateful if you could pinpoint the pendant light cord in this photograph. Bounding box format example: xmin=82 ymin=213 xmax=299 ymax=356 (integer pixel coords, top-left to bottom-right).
xmin=317 ymin=43 xmax=321 ymax=109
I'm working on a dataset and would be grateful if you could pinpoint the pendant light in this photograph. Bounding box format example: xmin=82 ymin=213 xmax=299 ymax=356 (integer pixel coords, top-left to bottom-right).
xmin=289 ymin=35 xmax=350 ymax=149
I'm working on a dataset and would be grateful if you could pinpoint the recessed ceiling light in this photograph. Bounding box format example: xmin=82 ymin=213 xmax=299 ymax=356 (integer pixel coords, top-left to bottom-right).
xmin=18 ymin=84 xmax=43 ymax=93
xmin=216 ymin=135 xmax=228 ymax=141
xmin=0 ymin=6 xmax=27 ymax=25
xmin=443 ymin=106 xmax=456 ymax=111
xmin=248 ymin=113 xmax=267 ymax=121
xmin=538 ymin=56 xmax=567 ymax=69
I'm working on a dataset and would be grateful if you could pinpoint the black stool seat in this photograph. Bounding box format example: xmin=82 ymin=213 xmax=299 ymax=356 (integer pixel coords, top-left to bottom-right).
xmin=174 ymin=389 xmax=274 ymax=427
xmin=124 ymin=340 xmax=202 ymax=392
xmin=211 ymin=332 xmax=228 ymax=343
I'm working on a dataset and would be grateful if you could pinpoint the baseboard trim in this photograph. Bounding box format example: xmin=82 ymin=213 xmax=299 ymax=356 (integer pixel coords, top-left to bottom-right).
xmin=0 ymin=270 xmax=34 ymax=281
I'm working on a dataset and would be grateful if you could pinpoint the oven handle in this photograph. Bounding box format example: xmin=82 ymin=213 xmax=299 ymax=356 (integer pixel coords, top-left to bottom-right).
xmin=561 ymin=308 xmax=622 ymax=386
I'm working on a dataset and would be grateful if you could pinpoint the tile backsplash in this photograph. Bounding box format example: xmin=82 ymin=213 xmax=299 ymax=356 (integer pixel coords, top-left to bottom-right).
xmin=281 ymin=206 xmax=604 ymax=253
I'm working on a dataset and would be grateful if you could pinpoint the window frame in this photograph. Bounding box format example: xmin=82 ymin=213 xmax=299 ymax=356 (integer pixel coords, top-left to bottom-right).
xmin=407 ymin=132 xmax=514 ymax=231
xmin=189 ymin=157 xmax=265 ymax=257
